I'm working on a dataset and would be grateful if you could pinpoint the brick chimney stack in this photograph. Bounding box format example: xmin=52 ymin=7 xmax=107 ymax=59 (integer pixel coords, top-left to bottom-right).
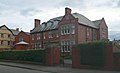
xmin=65 ymin=7 xmax=72 ymax=14
xmin=16 ymin=28 xmax=19 ymax=31
xmin=34 ymin=19 xmax=40 ymax=28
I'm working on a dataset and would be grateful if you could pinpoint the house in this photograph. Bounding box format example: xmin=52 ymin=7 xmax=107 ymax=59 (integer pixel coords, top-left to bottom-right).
xmin=10 ymin=28 xmax=20 ymax=48
xmin=15 ymin=31 xmax=32 ymax=50
xmin=30 ymin=7 xmax=108 ymax=53
xmin=0 ymin=25 xmax=14 ymax=50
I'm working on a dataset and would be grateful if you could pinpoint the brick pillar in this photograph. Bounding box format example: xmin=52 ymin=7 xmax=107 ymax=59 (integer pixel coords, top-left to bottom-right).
xmin=53 ymin=48 xmax=60 ymax=65
xmin=45 ymin=48 xmax=60 ymax=66
xmin=45 ymin=48 xmax=53 ymax=66
xmin=72 ymin=48 xmax=80 ymax=68
xmin=105 ymin=43 xmax=113 ymax=70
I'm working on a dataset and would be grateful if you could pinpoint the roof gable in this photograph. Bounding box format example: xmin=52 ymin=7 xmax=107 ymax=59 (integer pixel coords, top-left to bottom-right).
xmin=92 ymin=19 xmax=102 ymax=28
xmin=0 ymin=25 xmax=13 ymax=34
xmin=72 ymin=13 xmax=99 ymax=28
xmin=18 ymin=31 xmax=30 ymax=36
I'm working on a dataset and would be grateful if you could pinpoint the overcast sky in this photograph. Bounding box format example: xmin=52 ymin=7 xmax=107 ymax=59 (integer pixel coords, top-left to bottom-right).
xmin=0 ymin=0 xmax=120 ymax=40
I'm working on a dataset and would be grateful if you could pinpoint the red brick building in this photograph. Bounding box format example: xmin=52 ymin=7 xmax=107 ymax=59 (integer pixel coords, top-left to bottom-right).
xmin=15 ymin=31 xmax=32 ymax=50
xmin=30 ymin=7 xmax=108 ymax=52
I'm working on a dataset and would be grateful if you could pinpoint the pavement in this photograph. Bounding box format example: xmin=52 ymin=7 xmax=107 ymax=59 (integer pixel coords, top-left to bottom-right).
xmin=0 ymin=61 xmax=120 ymax=73
xmin=0 ymin=65 xmax=49 ymax=73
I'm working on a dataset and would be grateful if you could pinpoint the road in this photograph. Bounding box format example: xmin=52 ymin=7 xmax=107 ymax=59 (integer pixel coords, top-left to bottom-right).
xmin=0 ymin=65 xmax=49 ymax=73
xmin=0 ymin=62 xmax=120 ymax=73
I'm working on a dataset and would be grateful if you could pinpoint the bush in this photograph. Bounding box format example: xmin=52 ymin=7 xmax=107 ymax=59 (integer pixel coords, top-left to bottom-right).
xmin=0 ymin=50 xmax=45 ymax=63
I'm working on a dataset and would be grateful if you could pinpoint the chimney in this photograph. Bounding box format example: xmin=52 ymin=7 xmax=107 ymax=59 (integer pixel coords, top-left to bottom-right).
xmin=34 ymin=19 xmax=40 ymax=28
xmin=16 ymin=28 xmax=19 ymax=31
xmin=65 ymin=7 xmax=72 ymax=14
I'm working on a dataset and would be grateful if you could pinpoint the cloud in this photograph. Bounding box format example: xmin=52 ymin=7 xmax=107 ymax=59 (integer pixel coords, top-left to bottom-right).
xmin=59 ymin=0 xmax=85 ymax=9
xmin=0 ymin=10 xmax=34 ymax=32
xmin=118 ymin=0 xmax=120 ymax=6
xmin=20 ymin=8 xmax=42 ymax=16
xmin=59 ymin=0 xmax=118 ymax=10
xmin=0 ymin=0 xmax=120 ymax=40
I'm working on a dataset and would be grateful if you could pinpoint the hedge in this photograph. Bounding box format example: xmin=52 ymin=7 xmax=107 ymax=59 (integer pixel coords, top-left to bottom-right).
xmin=113 ymin=53 xmax=120 ymax=58
xmin=78 ymin=41 xmax=106 ymax=67
xmin=0 ymin=50 xmax=45 ymax=63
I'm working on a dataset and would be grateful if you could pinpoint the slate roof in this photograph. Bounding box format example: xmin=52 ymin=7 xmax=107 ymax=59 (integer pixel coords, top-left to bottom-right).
xmin=31 ymin=13 xmax=102 ymax=34
xmin=25 ymin=32 xmax=30 ymax=35
xmin=92 ymin=19 xmax=102 ymax=28
xmin=72 ymin=13 xmax=100 ymax=28
xmin=10 ymin=29 xmax=20 ymax=36
xmin=31 ymin=16 xmax=62 ymax=33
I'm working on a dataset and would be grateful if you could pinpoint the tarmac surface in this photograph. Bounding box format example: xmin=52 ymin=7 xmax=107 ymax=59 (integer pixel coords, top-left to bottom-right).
xmin=0 ymin=61 xmax=120 ymax=73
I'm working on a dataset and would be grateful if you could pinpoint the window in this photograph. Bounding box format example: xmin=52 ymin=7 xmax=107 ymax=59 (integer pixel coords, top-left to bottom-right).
xmin=8 ymin=34 xmax=11 ymax=38
xmin=12 ymin=42 xmax=14 ymax=46
xmin=37 ymin=33 xmax=40 ymax=40
xmin=56 ymin=34 xmax=59 ymax=37
xmin=87 ymin=28 xmax=90 ymax=36
xmin=1 ymin=34 xmax=4 ymax=38
xmin=8 ymin=41 xmax=10 ymax=45
xmin=61 ymin=25 xmax=75 ymax=35
xmin=66 ymin=26 xmax=70 ymax=34
xmin=1 ymin=40 xmax=3 ymax=45
xmin=43 ymin=33 xmax=46 ymax=39
xmin=39 ymin=44 xmax=41 ymax=48
xmin=71 ymin=25 xmax=75 ymax=34
xmin=35 ymin=43 xmax=41 ymax=49
xmin=36 ymin=43 xmax=39 ymax=49
xmin=61 ymin=27 xmax=64 ymax=35
xmin=31 ymin=43 xmax=34 ymax=49
xmin=32 ymin=34 xmax=34 ymax=40
xmin=19 ymin=38 xmax=24 ymax=41
xmin=61 ymin=26 xmax=69 ymax=35
xmin=92 ymin=29 xmax=97 ymax=40
xmin=64 ymin=26 xmax=67 ymax=34
xmin=49 ymin=31 xmax=53 ymax=38
xmin=35 ymin=43 xmax=37 ymax=49
xmin=61 ymin=40 xmax=72 ymax=52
